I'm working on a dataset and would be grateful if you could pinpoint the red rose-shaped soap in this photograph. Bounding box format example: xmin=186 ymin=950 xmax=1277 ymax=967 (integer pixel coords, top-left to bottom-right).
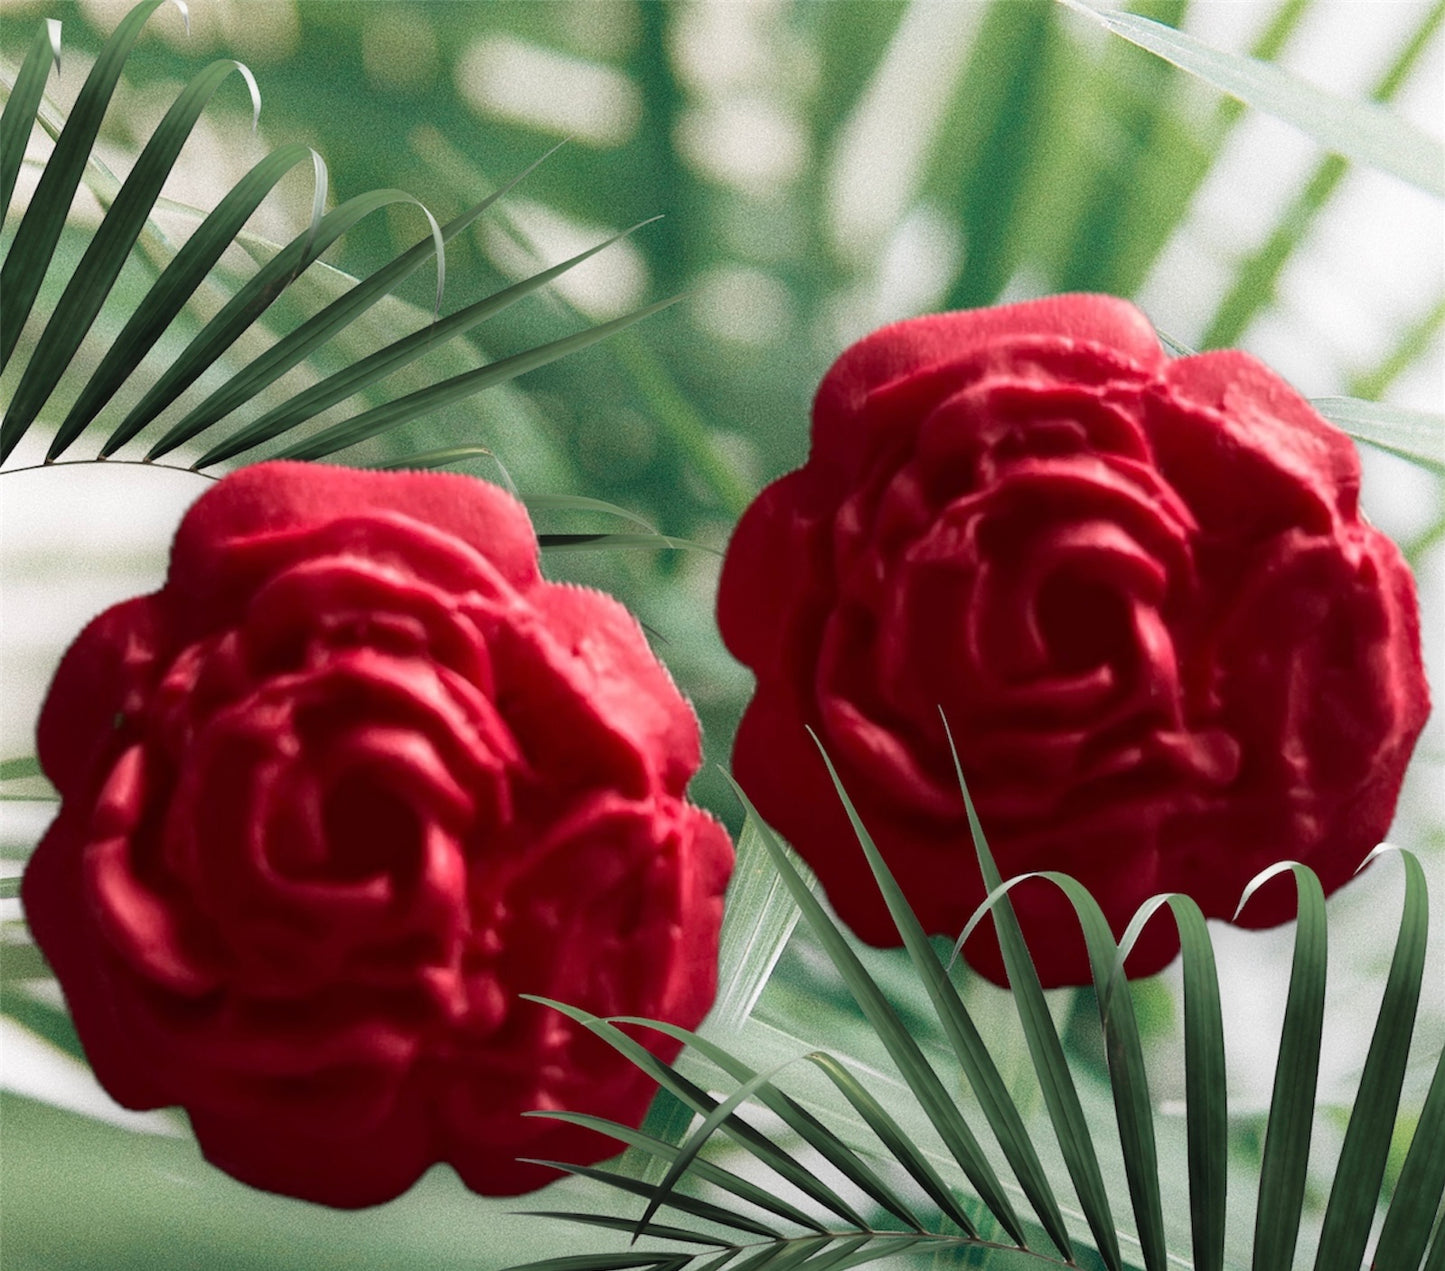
xmin=718 ymin=295 xmax=1428 ymax=986
xmin=22 ymin=462 xmax=733 ymax=1206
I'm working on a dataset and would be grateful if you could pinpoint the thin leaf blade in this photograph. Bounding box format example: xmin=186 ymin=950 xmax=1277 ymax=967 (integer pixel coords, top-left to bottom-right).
xmin=525 ymin=998 xmax=863 ymax=1232
xmin=941 ymin=713 xmax=1123 ymax=1269
xmin=520 ymin=1159 xmax=782 ymax=1241
xmin=528 ymin=1109 xmax=837 ymax=1235
xmin=612 ymin=1018 xmax=916 ymax=1233
xmin=1121 ymin=894 xmax=1227 ymax=1271
xmin=0 ymin=18 xmax=63 ymax=224
xmin=1243 ymin=862 xmax=1328 ymax=1271
xmin=1312 ymin=397 xmax=1445 ymax=475
xmin=632 ymin=1057 xmax=824 ymax=1243
xmin=46 ymin=142 xmax=323 ymax=457
xmin=807 ymin=733 xmax=1073 ymax=1258
xmin=1058 ymin=0 xmax=1445 ymax=195
xmin=98 ymin=187 xmax=442 ymax=458
xmin=0 ymin=0 xmax=183 ymax=372
xmin=803 ymin=1051 xmax=978 ymax=1237
xmin=1373 ymin=1038 xmax=1445 ymax=1268
xmin=6 ymin=58 xmax=263 ymax=458
xmin=708 ymin=813 xmax=810 ymax=1037
xmin=1314 ymin=849 xmax=1429 ymax=1271
xmin=271 ymin=297 xmax=681 ymax=463
xmin=512 ymin=1212 xmax=728 ymax=1248
xmin=141 ymin=144 xmax=560 ymax=461
xmin=179 ymin=215 xmax=654 ymax=467
xmin=720 ymin=775 xmax=1028 ymax=1244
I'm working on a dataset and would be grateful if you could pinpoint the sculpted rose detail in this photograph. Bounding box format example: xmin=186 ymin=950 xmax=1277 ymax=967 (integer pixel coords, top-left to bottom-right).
xmin=22 ymin=462 xmax=733 ymax=1206
xmin=717 ymin=295 xmax=1428 ymax=986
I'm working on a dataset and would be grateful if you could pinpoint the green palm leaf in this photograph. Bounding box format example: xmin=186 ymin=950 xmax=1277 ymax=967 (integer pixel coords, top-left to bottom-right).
xmin=807 ymin=736 xmax=1072 ymax=1258
xmin=133 ymin=143 xmax=563 ymax=466
xmin=2 ymin=57 xmax=262 ymax=456
xmin=1311 ymin=398 xmax=1445 ymax=475
xmin=512 ymin=742 xmax=1441 ymax=1271
xmin=1243 ymin=863 xmax=1328 ymax=1270
xmin=706 ymin=815 xmax=814 ymax=1038
xmin=1314 ymin=849 xmax=1428 ymax=1271
xmin=1120 ymin=895 xmax=1227 ymax=1271
xmin=725 ymin=775 xmax=1024 ymax=1246
xmin=0 ymin=0 xmax=178 ymax=371
xmin=0 ymin=16 xmax=61 ymax=223
xmin=529 ymin=1110 xmax=841 ymax=1235
xmin=527 ymin=1001 xmax=881 ymax=1235
xmin=180 ymin=222 xmax=657 ymax=468
xmin=985 ymin=868 xmax=1166 ymax=1271
xmin=87 ymin=185 xmax=444 ymax=459
xmin=1373 ymin=1040 xmax=1445 ymax=1268
xmin=2 ymin=1 xmax=663 ymax=478
xmin=600 ymin=1018 xmax=929 ymax=1232
xmin=1202 ymin=1 xmax=1445 ymax=348
xmin=270 ymin=297 xmax=681 ymax=463
xmin=946 ymin=721 xmax=1123 ymax=1268
xmin=40 ymin=142 xmax=325 ymax=460
xmin=1429 ymin=1224 xmax=1445 ymax=1271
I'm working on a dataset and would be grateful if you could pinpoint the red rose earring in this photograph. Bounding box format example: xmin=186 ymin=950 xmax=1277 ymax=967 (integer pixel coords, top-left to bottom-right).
xmin=717 ymin=294 xmax=1428 ymax=987
xmin=22 ymin=462 xmax=733 ymax=1206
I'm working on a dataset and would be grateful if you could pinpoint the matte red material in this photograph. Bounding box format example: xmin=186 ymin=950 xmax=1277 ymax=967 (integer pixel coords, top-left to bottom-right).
xmin=717 ymin=295 xmax=1429 ymax=986
xmin=24 ymin=461 xmax=733 ymax=1206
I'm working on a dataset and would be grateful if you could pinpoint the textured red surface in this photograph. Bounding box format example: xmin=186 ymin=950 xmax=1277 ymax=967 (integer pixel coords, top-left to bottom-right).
xmin=24 ymin=461 xmax=733 ymax=1206
xmin=718 ymin=295 xmax=1429 ymax=987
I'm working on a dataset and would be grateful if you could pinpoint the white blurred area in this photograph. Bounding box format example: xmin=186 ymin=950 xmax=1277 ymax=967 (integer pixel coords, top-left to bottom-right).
xmin=1 ymin=0 xmax=1442 ymax=1161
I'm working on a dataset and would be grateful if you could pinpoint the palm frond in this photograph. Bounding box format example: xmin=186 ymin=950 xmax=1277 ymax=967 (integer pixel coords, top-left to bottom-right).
xmin=3 ymin=56 xmax=263 ymax=453
xmin=123 ymin=144 xmax=561 ymax=464
xmin=43 ymin=142 xmax=326 ymax=460
xmin=945 ymin=727 xmax=1124 ymax=1266
xmin=512 ymin=742 xmax=1441 ymax=1271
xmin=1120 ymin=895 xmax=1226 ymax=1271
xmin=268 ymin=296 xmax=680 ymax=463
xmin=1 ymin=0 xmax=178 ymax=372
xmin=88 ymin=185 xmax=444 ymax=458
xmin=1 ymin=1 xmax=660 ymax=475
xmin=1373 ymin=1034 xmax=1445 ymax=1268
xmin=178 ymin=220 xmax=658 ymax=468
xmin=806 ymin=734 xmax=1073 ymax=1259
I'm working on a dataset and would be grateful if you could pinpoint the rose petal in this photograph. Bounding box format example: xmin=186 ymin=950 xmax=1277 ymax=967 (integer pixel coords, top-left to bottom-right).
xmin=169 ymin=462 xmax=541 ymax=616
xmin=442 ymin=793 xmax=731 ymax=1194
xmin=188 ymin=1077 xmax=433 ymax=1209
xmin=718 ymin=467 xmax=834 ymax=675
xmin=496 ymin=583 xmax=701 ymax=797
xmin=813 ymin=296 xmax=1165 ymax=472
xmin=36 ymin=596 xmax=166 ymax=798
xmin=20 ymin=804 xmax=174 ymax=1110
